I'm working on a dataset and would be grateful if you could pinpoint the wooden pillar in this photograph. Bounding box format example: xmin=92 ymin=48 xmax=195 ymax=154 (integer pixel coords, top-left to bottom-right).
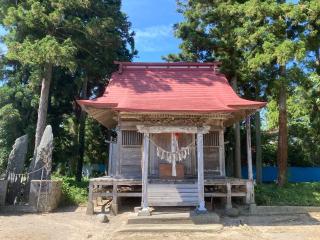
xmin=226 ymin=182 xmax=232 ymax=209
xmin=140 ymin=132 xmax=150 ymax=215
xmin=196 ymin=132 xmax=207 ymax=212
xmin=246 ymin=116 xmax=253 ymax=181
xmin=116 ymin=127 xmax=121 ymax=176
xmin=246 ymin=180 xmax=255 ymax=204
xmin=111 ymin=183 xmax=118 ymax=215
xmin=86 ymin=181 xmax=94 ymax=215
xmin=219 ymin=129 xmax=226 ymax=176
xmin=108 ymin=142 xmax=113 ymax=176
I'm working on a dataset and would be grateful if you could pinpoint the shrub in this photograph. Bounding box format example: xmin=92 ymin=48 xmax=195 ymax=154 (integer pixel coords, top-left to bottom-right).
xmin=256 ymin=183 xmax=320 ymax=206
xmin=53 ymin=175 xmax=89 ymax=206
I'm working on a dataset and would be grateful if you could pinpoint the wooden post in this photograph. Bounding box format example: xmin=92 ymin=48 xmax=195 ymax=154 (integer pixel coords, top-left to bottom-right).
xmin=226 ymin=182 xmax=232 ymax=209
xmin=139 ymin=132 xmax=150 ymax=215
xmin=196 ymin=132 xmax=207 ymax=212
xmin=108 ymin=142 xmax=113 ymax=176
xmin=86 ymin=181 xmax=94 ymax=215
xmin=246 ymin=116 xmax=253 ymax=181
xmin=111 ymin=183 xmax=118 ymax=215
xmin=116 ymin=127 xmax=121 ymax=176
xmin=219 ymin=129 xmax=226 ymax=176
xmin=171 ymin=132 xmax=177 ymax=176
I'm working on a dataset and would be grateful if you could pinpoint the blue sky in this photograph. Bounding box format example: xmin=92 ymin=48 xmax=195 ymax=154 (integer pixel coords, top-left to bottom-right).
xmin=0 ymin=27 xmax=6 ymax=54
xmin=122 ymin=0 xmax=182 ymax=62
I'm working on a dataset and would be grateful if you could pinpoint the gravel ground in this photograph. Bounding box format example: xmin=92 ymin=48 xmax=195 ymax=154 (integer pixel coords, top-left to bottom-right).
xmin=1 ymin=206 xmax=320 ymax=240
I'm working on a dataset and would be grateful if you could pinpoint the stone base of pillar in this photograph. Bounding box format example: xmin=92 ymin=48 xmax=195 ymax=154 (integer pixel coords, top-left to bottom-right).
xmin=195 ymin=201 xmax=207 ymax=214
xmin=138 ymin=207 xmax=151 ymax=216
xmin=195 ymin=208 xmax=208 ymax=214
xmin=225 ymin=203 xmax=233 ymax=210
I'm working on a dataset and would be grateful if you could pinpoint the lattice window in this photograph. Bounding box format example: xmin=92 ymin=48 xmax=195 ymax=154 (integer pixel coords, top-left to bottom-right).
xmin=121 ymin=130 xmax=143 ymax=146
xmin=204 ymin=131 xmax=219 ymax=146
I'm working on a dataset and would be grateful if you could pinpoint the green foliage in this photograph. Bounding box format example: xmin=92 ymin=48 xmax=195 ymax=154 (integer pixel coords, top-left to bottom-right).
xmin=256 ymin=183 xmax=320 ymax=206
xmin=53 ymin=175 xmax=89 ymax=206
xmin=84 ymin=117 xmax=110 ymax=165
xmin=265 ymin=71 xmax=320 ymax=167
xmin=0 ymin=67 xmax=37 ymax=173
xmin=7 ymin=36 xmax=76 ymax=70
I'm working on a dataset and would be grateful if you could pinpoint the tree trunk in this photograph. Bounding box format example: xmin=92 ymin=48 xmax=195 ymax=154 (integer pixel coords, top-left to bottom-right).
xmin=315 ymin=48 xmax=320 ymax=75
xmin=76 ymin=76 xmax=88 ymax=182
xmin=31 ymin=63 xmax=53 ymax=168
xmin=277 ymin=65 xmax=288 ymax=187
xmin=231 ymin=75 xmax=242 ymax=178
xmin=255 ymin=111 xmax=262 ymax=183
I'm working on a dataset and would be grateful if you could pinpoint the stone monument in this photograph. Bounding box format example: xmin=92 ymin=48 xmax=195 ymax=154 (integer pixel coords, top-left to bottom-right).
xmin=30 ymin=125 xmax=53 ymax=180
xmin=5 ymin=135 xmax=28 ymax=204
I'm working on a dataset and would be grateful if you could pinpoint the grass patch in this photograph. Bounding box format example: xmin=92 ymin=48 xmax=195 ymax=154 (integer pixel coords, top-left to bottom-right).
xmin=256 ymin=182 xmax=320 ymax=206
xmin=52 ymin=175 xmax=89 ymax=206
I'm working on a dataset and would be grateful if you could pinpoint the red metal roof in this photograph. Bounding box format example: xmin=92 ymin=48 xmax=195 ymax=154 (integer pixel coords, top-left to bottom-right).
xmin=78 ymin=62 xmax=266 ymax=113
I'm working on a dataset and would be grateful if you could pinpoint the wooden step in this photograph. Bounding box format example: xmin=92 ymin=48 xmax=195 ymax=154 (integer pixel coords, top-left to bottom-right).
xmin=148 ymin=184 xmax=198 ymax=206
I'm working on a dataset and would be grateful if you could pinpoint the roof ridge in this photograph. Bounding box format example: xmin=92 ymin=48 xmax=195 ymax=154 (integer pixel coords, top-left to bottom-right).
xmin=114 ymin=61 xmax=221 ymax=73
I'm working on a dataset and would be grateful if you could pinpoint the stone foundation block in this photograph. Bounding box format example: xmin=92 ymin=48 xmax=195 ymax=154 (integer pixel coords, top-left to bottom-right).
xmin=29 ymin=180 xmax=61 ymax=212
xmin=138 ymin=208 xmax=151 ymax=216
xmin=86 ymin=201 xmax=94 ymax=215
xmin=190 ymin=211 xmax=220 ymax=224
xmin=0 ymin=180 xmax=8 ymax=205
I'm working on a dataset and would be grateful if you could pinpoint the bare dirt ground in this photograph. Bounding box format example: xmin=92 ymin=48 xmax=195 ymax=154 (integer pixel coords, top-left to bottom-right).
xmin=1 ymin=206 xmax=320 ymax=240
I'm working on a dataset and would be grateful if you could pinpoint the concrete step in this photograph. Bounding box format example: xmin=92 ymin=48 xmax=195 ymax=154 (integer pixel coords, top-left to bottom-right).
xmin=127 ymin=211 xmax=220 ymax=225
xmin=118 ymin=223 xmax=223 ymax=233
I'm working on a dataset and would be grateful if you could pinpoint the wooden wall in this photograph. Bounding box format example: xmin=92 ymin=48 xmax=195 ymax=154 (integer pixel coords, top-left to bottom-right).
xmin=204 ymin=131 xmax=221 ymax=178
xmin=120 ymin=130 xmax=142 ymax=178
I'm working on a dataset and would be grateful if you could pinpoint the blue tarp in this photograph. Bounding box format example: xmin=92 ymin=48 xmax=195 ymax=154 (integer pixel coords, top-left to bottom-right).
xmin=242 ymin=166 xmax=320 ymax=182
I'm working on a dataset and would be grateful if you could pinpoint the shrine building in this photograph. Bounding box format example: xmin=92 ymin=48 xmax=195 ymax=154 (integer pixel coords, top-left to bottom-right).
xmin=77 ymin=62 xmax=266 ymax=215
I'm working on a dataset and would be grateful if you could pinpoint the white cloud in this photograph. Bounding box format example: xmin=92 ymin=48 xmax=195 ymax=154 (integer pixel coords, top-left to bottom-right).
xmin=134 ymin=25 xmax=176 ymax=53
xmin=135 ymin=25 xmax=173 ymax=40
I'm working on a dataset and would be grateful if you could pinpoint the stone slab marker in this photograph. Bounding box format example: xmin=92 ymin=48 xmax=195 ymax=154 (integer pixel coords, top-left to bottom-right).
xmin=6 ymin=135 xmax=28 ymax=178
xmin=29 ymin=180 xmax=61 ymax=212
xmin=5 ymin=135 xmax=28 ymax=204
xmin=31 ymin=125 xmax=53 ymax=180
